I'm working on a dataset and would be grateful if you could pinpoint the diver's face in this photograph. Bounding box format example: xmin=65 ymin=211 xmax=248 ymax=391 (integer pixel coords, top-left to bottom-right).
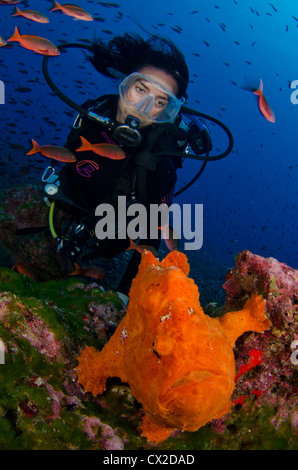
xmin=116 ymin=66 xmax=179 ymax=127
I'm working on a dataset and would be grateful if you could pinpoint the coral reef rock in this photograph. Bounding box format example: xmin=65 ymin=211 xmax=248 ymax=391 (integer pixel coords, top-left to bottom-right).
xmin=217 ymin=250 xmax=298 ymax=449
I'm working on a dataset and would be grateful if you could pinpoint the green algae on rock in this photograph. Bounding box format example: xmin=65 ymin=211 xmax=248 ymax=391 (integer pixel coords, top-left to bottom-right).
xmin=0 ymin=269 xmax=127 ymax=449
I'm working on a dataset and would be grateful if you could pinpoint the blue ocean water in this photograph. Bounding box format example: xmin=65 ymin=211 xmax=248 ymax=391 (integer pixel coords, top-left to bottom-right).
xmin=0 ymin=0 xmax=297 ymax=291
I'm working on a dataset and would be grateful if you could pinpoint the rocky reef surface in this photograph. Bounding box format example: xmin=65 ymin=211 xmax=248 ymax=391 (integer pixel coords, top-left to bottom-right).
xmin=211 ymin=250 xmax=298 ymax=448
xmin=0 ymin=247 xmax=297 ymax=450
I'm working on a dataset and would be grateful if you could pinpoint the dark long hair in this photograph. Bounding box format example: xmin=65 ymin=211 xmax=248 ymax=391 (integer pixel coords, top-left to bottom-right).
xmin=89 ymin=33 xmax=189 ymax=99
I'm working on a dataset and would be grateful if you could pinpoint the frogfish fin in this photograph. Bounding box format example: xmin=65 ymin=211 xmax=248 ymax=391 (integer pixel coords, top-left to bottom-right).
xmin=75 ymin=346 xmax=108 ymax=396
xmin=140 ymin=413 xmax=176 ymax=444
xmin=218 ymin=293 xmax=271 ymax=347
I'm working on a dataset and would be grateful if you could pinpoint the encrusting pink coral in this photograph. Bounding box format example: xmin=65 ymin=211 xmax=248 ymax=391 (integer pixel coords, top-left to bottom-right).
xmin=75 ymin=250 xmax=271 ymax=443
xmin=222 ymin=250 xmax=298 ymax=430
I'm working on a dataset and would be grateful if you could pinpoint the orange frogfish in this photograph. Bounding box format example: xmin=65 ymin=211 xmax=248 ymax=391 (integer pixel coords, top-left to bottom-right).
xmin=75 ymin=250 xmax=271 ymax=443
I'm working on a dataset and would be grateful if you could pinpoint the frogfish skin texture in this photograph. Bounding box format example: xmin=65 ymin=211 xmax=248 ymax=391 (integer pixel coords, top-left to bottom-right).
xmin=75 ymin=250 xmax=271 ymax=443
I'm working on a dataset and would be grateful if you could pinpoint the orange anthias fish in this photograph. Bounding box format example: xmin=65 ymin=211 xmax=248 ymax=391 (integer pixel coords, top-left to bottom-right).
xmin=0 ymin=36 xmax=7 ymax=47
xmin=76 ymin=250 xmax=271 ymax=443
xmin=50 ymin=2 xmax=93 ymax=21
xmin=76 ymin=136 xmax=126 ymax=160
xmin=69 ymin=263 xmax=106 ymax=280
xmin=0 ymin=0 xmax=20 ymax=4
xmin=7 ymin=27 xmax=60 ymax=56
xmin=12 ymin=6 xmax=50 ymax=23
xmin=126 ymin=239 xmax=158 ymax=257
xmin=26 ymin=139 xmax=76 ymax=163
xmin=12 ymin=262 xmax=38 ymax=281
xmin=158 ymin=224 xmax=179 ymax=251
xmin=253 ymin=78 xmax=275 ymax=123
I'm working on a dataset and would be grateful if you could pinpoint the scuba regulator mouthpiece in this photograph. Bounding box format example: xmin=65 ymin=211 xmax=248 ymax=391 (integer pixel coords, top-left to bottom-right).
xmin=113 ymin=115 xmax=142 ymax=147
xmin=87 ymin=111 xmax=142 ymax=147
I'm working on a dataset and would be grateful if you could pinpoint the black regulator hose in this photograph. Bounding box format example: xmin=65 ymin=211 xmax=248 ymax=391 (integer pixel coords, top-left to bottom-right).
xmin=155 ymin=105 xmax=234 ymax=162
xmin=174 ymin=159 xmax=208 ymax=197
xmin=42 ymin=43 xmax=94 ymax=118
xmin=183 ymin=105 xmax=234 ymax=161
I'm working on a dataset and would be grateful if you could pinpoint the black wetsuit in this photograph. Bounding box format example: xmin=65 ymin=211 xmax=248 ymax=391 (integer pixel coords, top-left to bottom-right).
xmin=59 ymin=94 xmax=185 ymax=295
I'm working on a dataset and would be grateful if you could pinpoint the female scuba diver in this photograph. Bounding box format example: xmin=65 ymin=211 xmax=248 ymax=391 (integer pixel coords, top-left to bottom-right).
xmin=48 ymin=33 xmax=193 ymax=303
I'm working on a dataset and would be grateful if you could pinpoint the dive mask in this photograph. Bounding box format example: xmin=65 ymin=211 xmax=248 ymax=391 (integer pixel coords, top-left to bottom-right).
xmin=119 ymin=72 xmax=184 ymax=123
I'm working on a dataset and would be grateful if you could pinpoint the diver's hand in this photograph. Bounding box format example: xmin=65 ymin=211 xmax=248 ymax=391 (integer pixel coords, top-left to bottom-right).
xmin=116 ymin=291 xmax=129 ymax=306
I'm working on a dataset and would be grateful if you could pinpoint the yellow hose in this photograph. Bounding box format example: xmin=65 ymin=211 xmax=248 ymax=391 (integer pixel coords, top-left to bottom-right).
xmin=49 ymin=201 xmax=58 ymax=239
